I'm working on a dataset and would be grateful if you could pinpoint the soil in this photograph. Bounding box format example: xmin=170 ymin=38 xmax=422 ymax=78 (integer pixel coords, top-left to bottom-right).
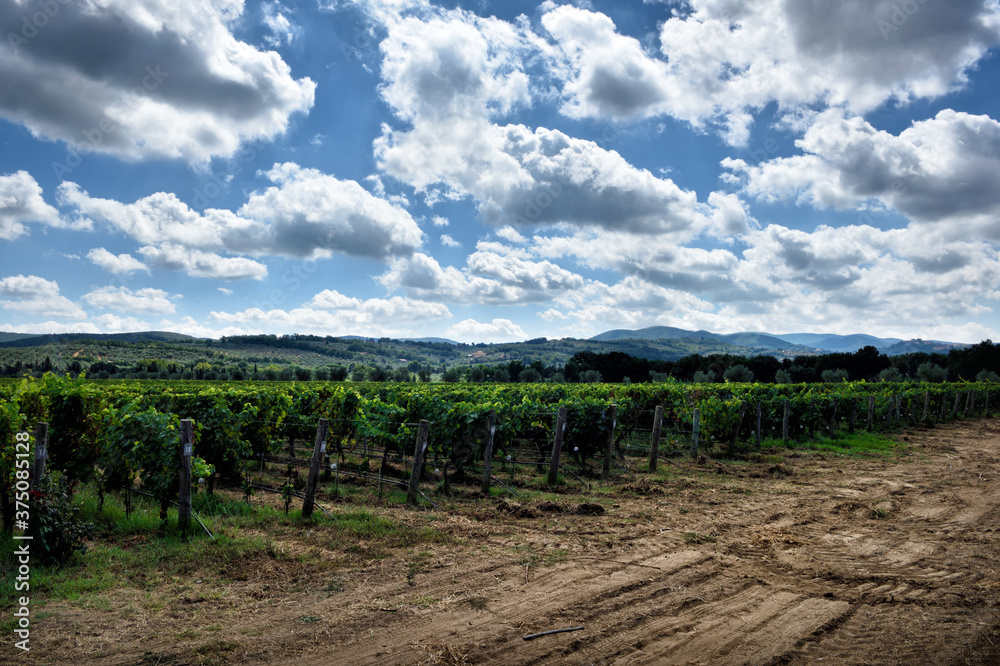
xmin=22 ymin=420 xmax=1000 ymax=665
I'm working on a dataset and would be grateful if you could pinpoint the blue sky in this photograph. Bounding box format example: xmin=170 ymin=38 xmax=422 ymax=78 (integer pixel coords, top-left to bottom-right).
xmin=2 ymin=0 xmax=1000 ymax=343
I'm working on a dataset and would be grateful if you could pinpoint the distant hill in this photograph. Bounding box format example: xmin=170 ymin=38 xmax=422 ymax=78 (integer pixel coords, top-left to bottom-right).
xmin=768 ymin=333 xmax=902 ymax=352
xmin=590 ymin=327 xmax=816 ymax=355
xmin=882 ymin=339 xmax=970 ymax=355
xmin=0 ymin=333 xmax=37 ymax=343
xmin=0 ymin=331 xmax=199 ymax=348
xmin=590 ymin=327 xmax=961 ymax=355
xmin=592 ymin=326 xmax=701 ymax=342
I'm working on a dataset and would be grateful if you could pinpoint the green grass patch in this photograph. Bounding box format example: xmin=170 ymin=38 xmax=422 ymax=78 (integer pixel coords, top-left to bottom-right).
xmin=759 ymin=430 xmax=902 ymax=457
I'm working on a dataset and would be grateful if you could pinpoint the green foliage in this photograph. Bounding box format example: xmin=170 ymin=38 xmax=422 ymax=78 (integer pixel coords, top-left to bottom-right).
xmin=27 ymin=473 xmax=95 ymax=564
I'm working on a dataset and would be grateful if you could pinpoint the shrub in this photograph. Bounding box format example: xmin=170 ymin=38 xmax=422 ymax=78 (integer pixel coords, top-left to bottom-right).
xmin=28 ymin=474 xmax=94 ymax=565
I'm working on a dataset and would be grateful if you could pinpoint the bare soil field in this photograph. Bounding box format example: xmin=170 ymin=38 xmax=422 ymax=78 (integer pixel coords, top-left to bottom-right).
xmin=26 ymin=419 xmax=1000 ymax=665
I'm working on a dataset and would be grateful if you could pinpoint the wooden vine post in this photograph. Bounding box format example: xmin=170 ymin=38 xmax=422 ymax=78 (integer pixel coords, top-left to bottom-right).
xmin=31 ymin=422 xmax=48 ymax=489
xmin=848 ymin=398 xmax=857 ymax=434
xmin=867 ymin=395 xmax=876 ymax=431
xmin=481 ymin=410 xmax=497 ymax=494
xmin=726 ymin=401 xmax=746 ymax=457
xmin=755 ymin=402 xmax=762 ymax=446
xmin=548 ymin=406 xmax=568 ymax=485
xmin=648 ymin=405 xmax=663 ymax=472
xmin=302 ymin=418 xmax=329 ymax=517
xmin=178 ymin=419 xmax=193 ymax=534
xmin=690 ymin=408 xmax=701 ymax=458
xmin=782 ymin=399 xmax=790 ymax=445
xmin=406 ymin=420 xmax=431 ymax=506
xmin=602 ymin=404 xmax=618 ymax=479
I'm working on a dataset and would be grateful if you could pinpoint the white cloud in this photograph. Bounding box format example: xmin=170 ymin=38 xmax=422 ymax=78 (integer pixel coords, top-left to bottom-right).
xmin=238 ymin=163 xmax=424 ymax=259
xmin=0 ymin=170 xmax=81 ymax=240
xmin=0 ymin=274 xmax=86 ymax=319
xmin=380 ymin=244 xmax=585 ymax=304
xmin=539 ymin=1 xmax=1000 ymax=143
xmin=496 ymin=226 xmax=527 ymax=244
xmin=445 ymin=318 xmax=526 ymax=343
xmin=368 ymin=3 xmax=708 ymax=236
xmin=56 ymin=162 xmax=423 ymax=280
xmin=138 ymin=244 xmax=268 ymax=281
xmin=209 ymin=289 xmax=451 ymax=337
xmin=87 ymin=248 xmax=149 ymax=275
xmin=82 ymin=286 xmax=177 ymax=315
xmin=727 ymin=110 xmax=1000 ymax=241
xmin=440 ymin=234 xmax=460 ymax=247
xmin=262 ymin=2 xmax=301 ymax=47
xmin=542 ymin=5 xmax=673 ymax=120
xmin=0 ymin=0 xmax=315 ymax=163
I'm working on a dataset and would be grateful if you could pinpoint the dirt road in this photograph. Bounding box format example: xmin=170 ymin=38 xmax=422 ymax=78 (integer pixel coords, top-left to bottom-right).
xmin=30 ymin=419 xmax=1000 ymax=664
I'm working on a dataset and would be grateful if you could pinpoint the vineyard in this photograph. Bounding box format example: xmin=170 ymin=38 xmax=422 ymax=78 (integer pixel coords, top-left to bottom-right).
xmin=3 ymin=375 xmax=1000 ymax=663
xmin=1 ymin=375 xmax=995 ymax=531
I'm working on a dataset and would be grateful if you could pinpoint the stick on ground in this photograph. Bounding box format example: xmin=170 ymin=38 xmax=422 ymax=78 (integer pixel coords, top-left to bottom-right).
xmin=523 ymin=626 xmax=585 ymax=641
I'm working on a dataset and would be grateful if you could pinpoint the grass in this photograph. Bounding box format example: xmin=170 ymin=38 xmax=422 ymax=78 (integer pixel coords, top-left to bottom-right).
xmin=756 ymin=430 xmax=903 ymax=457
xmin=0 ymin=478 xmax=452 ymax=626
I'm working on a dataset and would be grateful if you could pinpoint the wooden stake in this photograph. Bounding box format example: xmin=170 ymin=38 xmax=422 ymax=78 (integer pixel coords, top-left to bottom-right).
xmin=602 ymin=404 xmax=617 ymax=479
xmin=867 ymin=395 xmax=875 ymax=432
xmin=648 ymin=405 xmax=663 ymax=472
xmin=31 ymin=422 xmax=47 ymax=489
xmin=755 ymin=401 xmax=762 ymax=446
xmin=548 ymin=406 xmax=567 ymax=485
xmin=691 ymin=408 xmax=701 ymax=458
xmin=782 ymin=399 xmax=790 ymax=444
xmin=481 ymin=410 xmax=497 ymax=494
xmin=726 ymin=401 xmax=746 ymax=457
xmin=178 ymin=419 xmax=193 ymax=534
xmin=303 ymin=418 xmax=329 ymax=518
xmin=407 ymin=420 xmax=431 ymax=506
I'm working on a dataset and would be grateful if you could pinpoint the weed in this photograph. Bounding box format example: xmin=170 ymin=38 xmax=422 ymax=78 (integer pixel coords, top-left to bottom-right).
xmin=682 ymin=531 xmax=717 ymax=545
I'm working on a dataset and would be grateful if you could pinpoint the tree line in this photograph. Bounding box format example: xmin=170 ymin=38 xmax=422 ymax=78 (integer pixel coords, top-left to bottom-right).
xmin=3 ymin=340 xmax=999 ymax=385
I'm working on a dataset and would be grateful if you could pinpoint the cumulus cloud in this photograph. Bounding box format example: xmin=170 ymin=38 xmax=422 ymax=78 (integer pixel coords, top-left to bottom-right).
xmin=380 ymin=243 xmax=585 ymax=304
xmin=445 ymin=318 xmax=526 ymax=343
xmin=238 ymin=163 xmax=424 ymax=259
xmin=55 ymin=162 xmax=423 ymax=279
xmin=0 ymin=274 xmax=86 ymax=318
xmin=138 ymin=244 xmax=268 ymax=281
xmin=539 ymin=1 xmax=1000 ymax=143
xmin=726 ymin=110 xmax=1000 ymax=241
xmin=542 ymin=5 xmax=673 ymax=120
xmin=0 ymin=170 xmax=83 ymax=240
xmin=209 ymin=289 xmax=451 ymax=337
xmin=86 ymin=248 xmax=149 ymax=274
xmin=82 ymin=286 xmax=177 ymax=314
xmin=0 ymin=0 xmax=315 ymax=163
xmin=370 ymin=4 xmax=708 ymax=237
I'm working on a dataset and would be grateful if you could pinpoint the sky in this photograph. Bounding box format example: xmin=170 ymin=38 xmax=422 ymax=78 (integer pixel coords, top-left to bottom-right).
xmin=2 ymin=0 xmax=1000 ymax=344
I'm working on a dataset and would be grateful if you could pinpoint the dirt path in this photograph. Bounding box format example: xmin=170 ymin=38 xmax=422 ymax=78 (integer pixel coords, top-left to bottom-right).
xmin=27 ymin=420 xmax=1000 ymax=664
